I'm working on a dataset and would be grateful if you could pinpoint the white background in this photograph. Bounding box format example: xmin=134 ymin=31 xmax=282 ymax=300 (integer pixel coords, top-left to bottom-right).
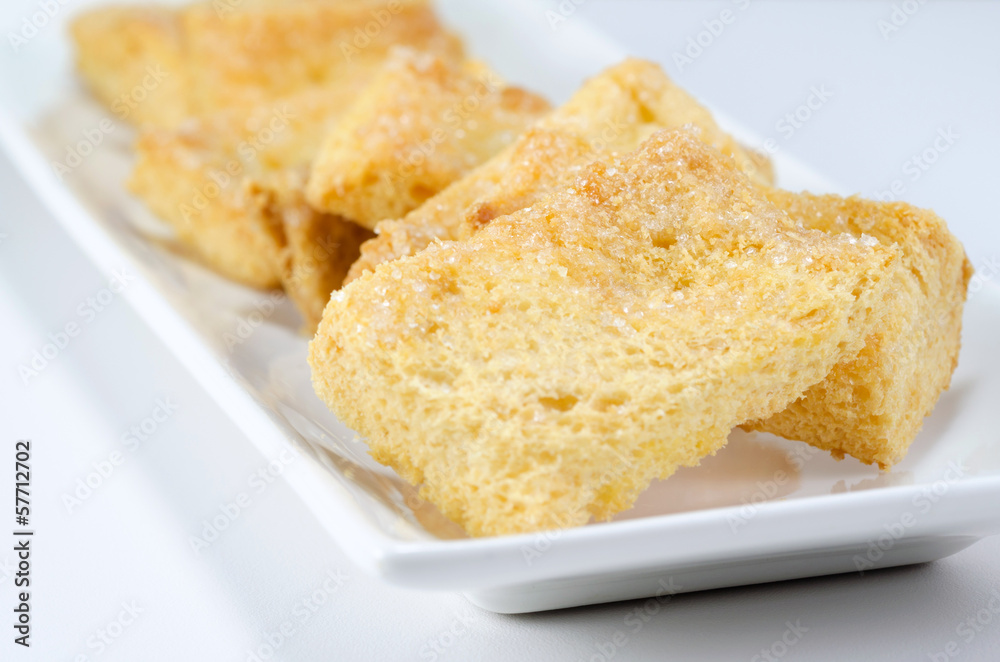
xmin=2 ymin=1 xmax=1000 ymax=661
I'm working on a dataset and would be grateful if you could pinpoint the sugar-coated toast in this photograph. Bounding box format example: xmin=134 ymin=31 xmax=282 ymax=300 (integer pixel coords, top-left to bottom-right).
xmin=71 ymin=0 xmax=463 ymax=127
xmin=744 ymin=191 xmax=972 ymax=468
xmin=307 ymin=50 xmax=551 ymax=229
xmin=310 ymin=130 xmax=898 ymax=536
xmin=345 ymin=58 xmax=774 ymax=283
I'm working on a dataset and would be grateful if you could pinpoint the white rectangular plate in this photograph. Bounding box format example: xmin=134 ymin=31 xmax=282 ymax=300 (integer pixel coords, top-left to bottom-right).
xmin=2 ymin=0 xmax=999 ymax=614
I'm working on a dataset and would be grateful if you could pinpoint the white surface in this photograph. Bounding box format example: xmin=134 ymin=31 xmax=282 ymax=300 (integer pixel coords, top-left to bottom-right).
xmin=2 ymin=0 xmax=1000 ymax=659
xmin=6 ymin=0 xmax=999 ymax=616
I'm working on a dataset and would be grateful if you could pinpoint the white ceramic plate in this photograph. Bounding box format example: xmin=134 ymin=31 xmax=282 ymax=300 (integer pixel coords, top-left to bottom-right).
xmin=2 ymin=0 xmax=999 ymax=614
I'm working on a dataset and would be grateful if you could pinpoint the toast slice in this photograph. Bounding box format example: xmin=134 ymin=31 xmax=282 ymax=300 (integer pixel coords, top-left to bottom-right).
xmin=127 ymin=44 xmax=464 ymax=290
xmin=345 ymin=58 xmax=774 ymax=282
xmin=363 ymin=136 xmax=972 ymax=469
xmin=70 ymin=6 xmax=189 ymax=127
xmin=309 ymin=130 xmax=898 ymax=536
xmin=72 ymin=0 xmax=463 ymax=127
xmin=306 ymin=50 xmax=551 ymax=229
xmin=342 ymin=59 xmax=971 ymax=469
xmin=248 ymin=169 xmax=374 ymax=331
xmin=743 ymin=191 xmax=972 ymax=468
xmin=180 ymin=0 xmax=463 ymax=119
xmin=129 ymin=83 xmax=369 ymax=288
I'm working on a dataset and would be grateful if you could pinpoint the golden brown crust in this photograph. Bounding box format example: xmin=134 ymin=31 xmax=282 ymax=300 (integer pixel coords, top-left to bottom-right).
xmin=306 ymin=49 xmax=550 ymax=228
xmin=310 ymin=130 xmax=898 ymax=536
xmin=71 ymin=0 xmax=464 ymax=127
xmin=343 ymin=58 xmax=971 ymax=472
xmin=124 ymin=3 xmax=462 ymax=294
xmin=128 ymin=83 xmax=367 ymax=289
xmin=77 ymin=0 xmax=968 ymax=527
xmin=70 ymin=6 xmax=189 ymax=127
xmin=743 ymin=192 xmax=972 ymax=468
xmin=110 ymin=1 xmax=466 ymax=313
xmin=345 ymin=58 xmax=775 ymax=283
xmin=248 ymin=170 xmax=374 ymax=333
xmin=181 ymin=0 xmax=463 ymax=118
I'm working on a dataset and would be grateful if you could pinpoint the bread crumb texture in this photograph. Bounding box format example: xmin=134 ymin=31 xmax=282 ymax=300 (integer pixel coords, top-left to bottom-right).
xmin=310 ymin=130 xmax=899 ymax=536
xmin=307 ymin=49 xmax=551 ymax=228
xmin=745 ymin=191 xmax=972 ymax=468
xmin=345 ymin=58 xmax=774 ymax=282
